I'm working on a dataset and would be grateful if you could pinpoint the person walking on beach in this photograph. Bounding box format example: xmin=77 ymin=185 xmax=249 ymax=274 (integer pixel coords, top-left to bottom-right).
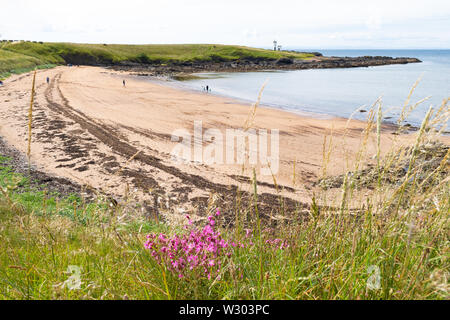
xmin=123 ymin=80 xmax=126 ymax=87
xmin=46 ymin=77 xmax=50 ymax=84
xmin=206 ymin=85 xmax=209 ymax=93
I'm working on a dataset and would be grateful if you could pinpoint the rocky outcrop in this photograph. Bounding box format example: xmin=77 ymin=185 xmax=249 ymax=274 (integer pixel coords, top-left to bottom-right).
xmin=110 ymin=54 xmax=422 ymax=77
xmin=299 ymin=56 xmax=422 ymax=69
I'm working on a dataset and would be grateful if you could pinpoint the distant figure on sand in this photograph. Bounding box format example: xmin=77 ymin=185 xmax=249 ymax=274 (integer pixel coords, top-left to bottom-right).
xmin=46 ymin=77 xmax=50 ymax=84
xmin=123 ymin=80 xmax=126 ymax=87
xmin=206 ymin=85 xmax=209 ymax=92
xmin=0 ymin=80 xmax=3 ymax=86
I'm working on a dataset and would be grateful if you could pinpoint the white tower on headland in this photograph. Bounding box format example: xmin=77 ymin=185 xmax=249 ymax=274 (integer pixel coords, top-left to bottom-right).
xmin=273 ymin=40 xmax=277 ymax=51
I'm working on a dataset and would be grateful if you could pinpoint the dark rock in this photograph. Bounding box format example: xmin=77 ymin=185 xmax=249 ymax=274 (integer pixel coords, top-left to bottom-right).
xmin=110 ymin=54 xmax=422 ymax=76
xmin=276 ymin=58 xmax=294 ymax=65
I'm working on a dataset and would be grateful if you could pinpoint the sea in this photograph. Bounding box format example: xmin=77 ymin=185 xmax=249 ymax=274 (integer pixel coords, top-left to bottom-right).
xmin=172 ymin=50 xmax=450 ymax=127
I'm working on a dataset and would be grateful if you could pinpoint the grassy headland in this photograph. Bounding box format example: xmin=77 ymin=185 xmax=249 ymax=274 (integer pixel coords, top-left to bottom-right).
xmin=0 ymin=41 xmax=315 ymax=79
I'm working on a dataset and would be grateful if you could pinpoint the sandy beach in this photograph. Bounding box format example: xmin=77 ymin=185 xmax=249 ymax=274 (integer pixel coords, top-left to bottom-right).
xmin=0 ymin=66 xmax=426 ymax=219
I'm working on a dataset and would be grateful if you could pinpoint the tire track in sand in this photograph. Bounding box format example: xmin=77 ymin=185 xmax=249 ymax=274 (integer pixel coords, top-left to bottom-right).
xmin=43 ymin=71 xmax=307 ymax=221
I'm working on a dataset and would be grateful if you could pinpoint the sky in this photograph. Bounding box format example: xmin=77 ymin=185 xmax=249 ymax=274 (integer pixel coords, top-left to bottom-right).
xmin=1 ymin=0 xmax=449 ymax=49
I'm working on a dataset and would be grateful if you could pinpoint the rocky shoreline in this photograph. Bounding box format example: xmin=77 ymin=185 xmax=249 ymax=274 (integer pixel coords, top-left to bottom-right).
xmin=110 ymin=54 xmax=422 ymax=77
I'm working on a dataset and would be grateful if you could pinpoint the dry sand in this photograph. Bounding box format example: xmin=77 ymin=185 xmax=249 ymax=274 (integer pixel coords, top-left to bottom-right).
xmin=0 ymin=66 xmax=428 ymax=220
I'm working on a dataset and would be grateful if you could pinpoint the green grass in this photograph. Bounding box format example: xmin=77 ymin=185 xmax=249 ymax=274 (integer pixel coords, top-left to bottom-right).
xmin=0 ymin=41 xmax=315 ymax=79
xmin=0 ymin=94 xmax=448 ymax=300
xmin=0 ymin=156 xmax=108 ymax=225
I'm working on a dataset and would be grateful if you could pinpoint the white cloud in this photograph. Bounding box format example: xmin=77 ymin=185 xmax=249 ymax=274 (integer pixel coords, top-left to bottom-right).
xmin=0 ymin=0 xmax=449 ymax=48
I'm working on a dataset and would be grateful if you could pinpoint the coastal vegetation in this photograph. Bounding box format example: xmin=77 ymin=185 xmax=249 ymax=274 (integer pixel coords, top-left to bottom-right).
xmin=0 ymin=90 xmax=448 ymax=299
xmin=0 ymin=41 xmax=315 ymax=79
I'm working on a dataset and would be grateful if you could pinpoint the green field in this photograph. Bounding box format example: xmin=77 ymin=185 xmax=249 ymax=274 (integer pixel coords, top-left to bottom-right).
xmin=0 ymin=41 xmax=314 ymax=79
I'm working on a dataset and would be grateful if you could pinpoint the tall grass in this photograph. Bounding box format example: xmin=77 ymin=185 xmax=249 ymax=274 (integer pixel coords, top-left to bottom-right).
xmin=0 ymin=87 xmax=448 ymax=299
xmin=26 ymin=70 xmax=36 ymax=170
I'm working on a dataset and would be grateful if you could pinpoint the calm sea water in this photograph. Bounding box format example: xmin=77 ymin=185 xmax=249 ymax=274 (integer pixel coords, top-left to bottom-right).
xmin=174 ymin=50 xmax=450 ymax=126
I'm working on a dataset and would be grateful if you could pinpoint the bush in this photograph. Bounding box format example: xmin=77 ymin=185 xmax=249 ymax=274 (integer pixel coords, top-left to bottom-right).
xmin=134 ymin=53 xmax=152 ymax=64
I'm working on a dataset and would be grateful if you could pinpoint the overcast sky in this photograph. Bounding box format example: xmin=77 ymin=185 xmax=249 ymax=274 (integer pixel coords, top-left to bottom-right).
xmin=1 ymin=0 xmax=449 ymax=49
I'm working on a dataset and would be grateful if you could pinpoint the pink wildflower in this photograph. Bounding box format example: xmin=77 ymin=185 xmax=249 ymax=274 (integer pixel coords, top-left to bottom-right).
xmin=144 ymin=210 xmax=290 ymax=280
